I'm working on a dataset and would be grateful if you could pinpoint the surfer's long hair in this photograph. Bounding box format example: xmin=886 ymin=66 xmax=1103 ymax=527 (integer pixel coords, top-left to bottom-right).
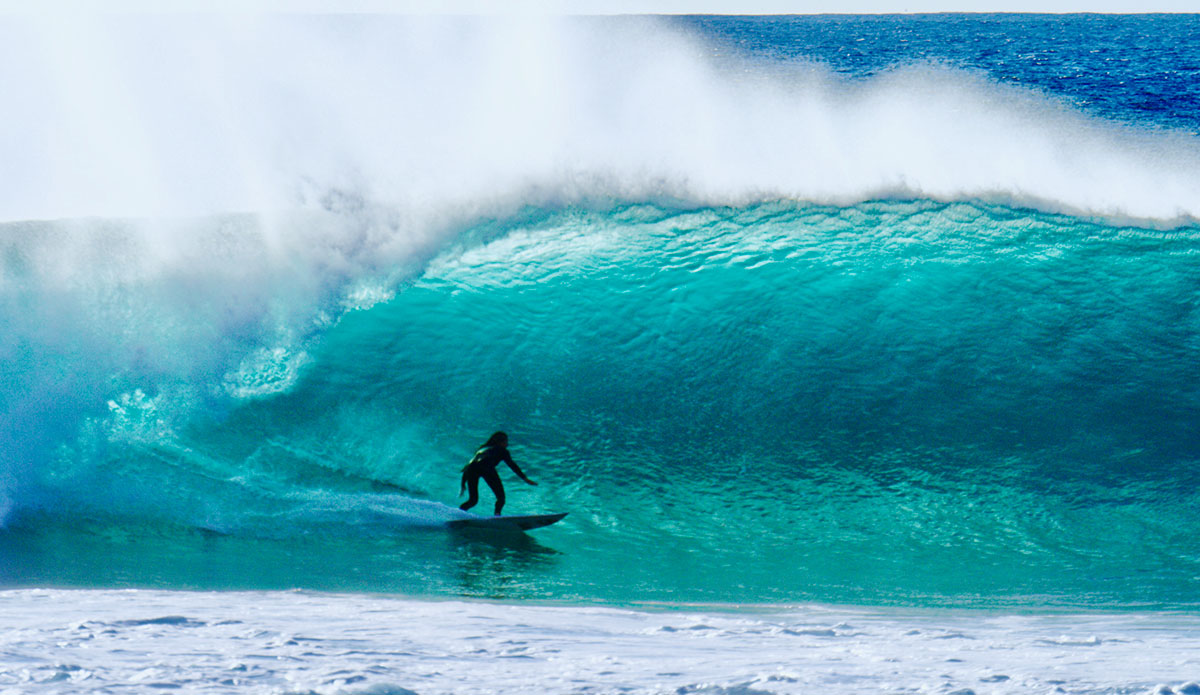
xmin=460 ymin=431 xmax=509 ymax=495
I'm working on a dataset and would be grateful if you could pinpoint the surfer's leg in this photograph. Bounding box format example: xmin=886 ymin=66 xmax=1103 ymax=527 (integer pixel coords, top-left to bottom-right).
xmin=482 ymin=469 xmax=505 ymax=515
xmin=459 ymin=473 xmax=480 ymax=511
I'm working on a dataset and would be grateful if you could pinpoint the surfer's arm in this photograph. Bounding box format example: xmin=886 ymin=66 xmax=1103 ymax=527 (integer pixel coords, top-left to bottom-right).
xmin=504 ymin=452 xmax=537 ymax=486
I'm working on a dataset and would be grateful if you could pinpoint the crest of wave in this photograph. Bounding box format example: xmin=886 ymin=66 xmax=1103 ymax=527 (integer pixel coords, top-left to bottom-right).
xmin=0 ymin=13 xmax=1197 ymax=224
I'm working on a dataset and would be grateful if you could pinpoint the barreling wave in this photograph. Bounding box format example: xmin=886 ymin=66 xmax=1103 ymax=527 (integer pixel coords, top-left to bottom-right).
xmin=5 ymin=199 xmax=1200 ymax=606
xmin=2 ymin=15 xmax=1199 ymax=605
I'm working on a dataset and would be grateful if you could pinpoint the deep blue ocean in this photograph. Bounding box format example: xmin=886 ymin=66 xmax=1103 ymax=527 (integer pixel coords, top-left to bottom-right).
xmin=1 ymin=14 xmax=1198 ymax=609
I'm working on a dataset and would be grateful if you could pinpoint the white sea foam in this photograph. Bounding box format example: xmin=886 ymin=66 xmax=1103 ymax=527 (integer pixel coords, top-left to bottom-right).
xmin=1 ymin=589 xmax=1197 ymax=694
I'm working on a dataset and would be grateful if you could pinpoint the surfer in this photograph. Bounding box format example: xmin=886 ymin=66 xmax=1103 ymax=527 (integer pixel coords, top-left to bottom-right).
xmin=459 ymin=431 xmax=536 ymax=515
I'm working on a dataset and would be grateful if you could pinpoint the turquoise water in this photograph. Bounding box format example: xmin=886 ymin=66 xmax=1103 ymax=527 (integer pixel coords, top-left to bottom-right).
xmin=2 ymin=15 xmax=1200 ymax=608
xmin=5 ymin=201 xmax=1199 ymax=607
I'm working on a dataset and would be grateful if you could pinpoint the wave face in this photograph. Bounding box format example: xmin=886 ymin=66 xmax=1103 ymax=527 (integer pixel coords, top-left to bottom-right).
xmin=2 ymin=15 xmax=1200 ymax=607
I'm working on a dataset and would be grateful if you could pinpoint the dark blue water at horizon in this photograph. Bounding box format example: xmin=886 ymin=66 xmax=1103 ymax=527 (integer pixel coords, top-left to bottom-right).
xmin=682 ymin=14 xmax=1200 ymax=132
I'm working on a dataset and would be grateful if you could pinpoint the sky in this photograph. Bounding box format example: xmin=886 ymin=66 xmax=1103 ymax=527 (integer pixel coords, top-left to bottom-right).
xmin=0 ymin=0 xmax=1195 ymax=13
xmin=382 ymin=1 xmax=1198 ymax=11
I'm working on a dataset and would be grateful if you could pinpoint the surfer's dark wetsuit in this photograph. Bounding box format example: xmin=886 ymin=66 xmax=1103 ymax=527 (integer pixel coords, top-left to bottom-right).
xmin=459 ymin=432 xmax=536 ymax=516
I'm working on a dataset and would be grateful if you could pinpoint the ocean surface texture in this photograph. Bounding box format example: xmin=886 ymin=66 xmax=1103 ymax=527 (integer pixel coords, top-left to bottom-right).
xmin=2 ymin=16 xmax=1200 ymax=689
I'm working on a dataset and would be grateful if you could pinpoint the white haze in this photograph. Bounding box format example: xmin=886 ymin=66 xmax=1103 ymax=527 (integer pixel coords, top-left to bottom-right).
xmin=1 ymin=14 xmax=1199 ymax=225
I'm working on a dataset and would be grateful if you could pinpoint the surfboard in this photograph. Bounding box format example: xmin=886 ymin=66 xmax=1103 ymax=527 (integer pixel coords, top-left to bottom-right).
xmin=446 ymin=512 xmax=568 ymax=532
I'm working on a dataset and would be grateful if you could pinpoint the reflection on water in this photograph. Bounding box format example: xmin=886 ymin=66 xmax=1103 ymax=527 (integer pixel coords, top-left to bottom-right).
xmin=0 ymin=513 xmax=568 ymax=599
xmin=447 ymin=527 xmax=561 ymax=599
